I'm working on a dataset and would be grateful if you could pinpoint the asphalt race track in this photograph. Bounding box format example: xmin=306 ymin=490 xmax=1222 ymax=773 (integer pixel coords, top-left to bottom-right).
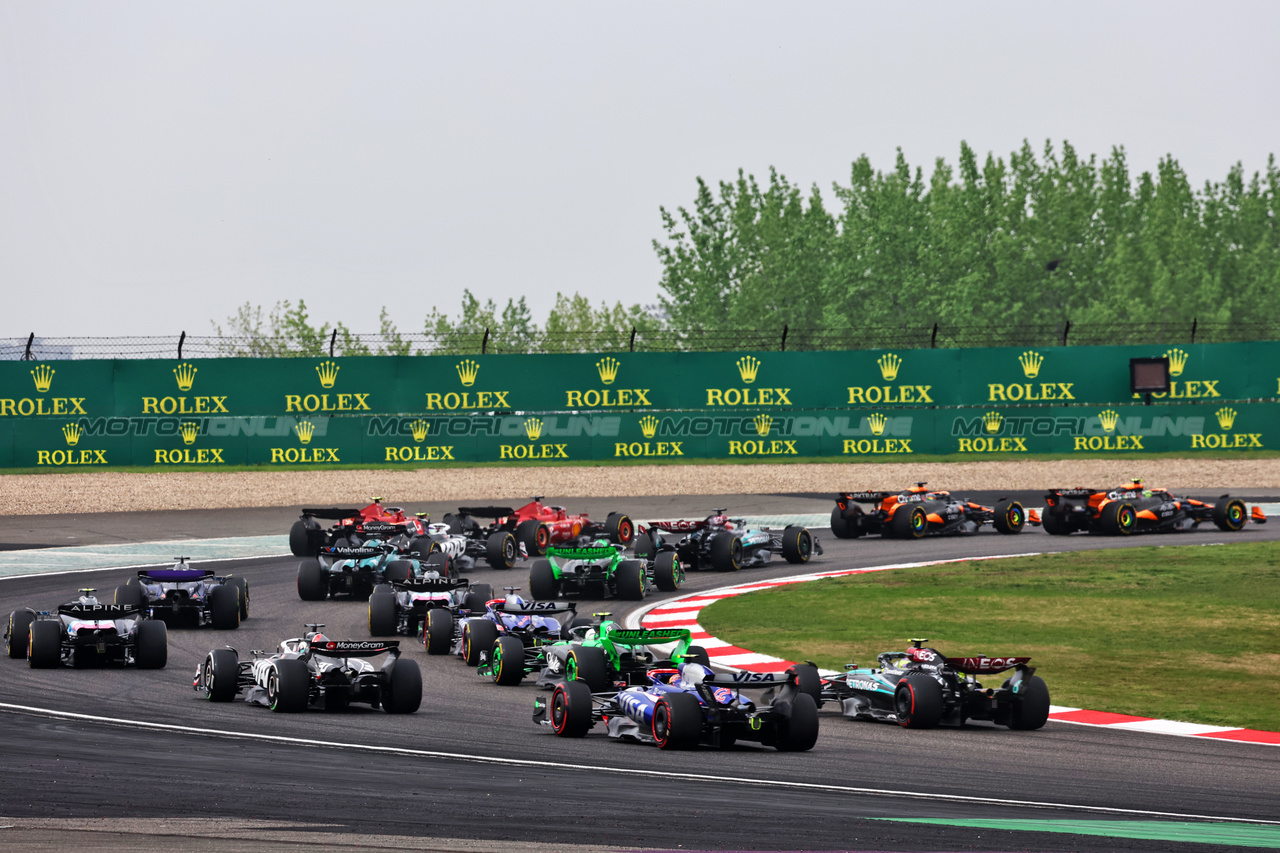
xmin=2 ymin=492 xmax=1279 ymax=853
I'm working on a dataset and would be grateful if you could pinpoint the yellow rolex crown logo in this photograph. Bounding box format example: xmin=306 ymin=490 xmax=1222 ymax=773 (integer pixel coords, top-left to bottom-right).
xmin=410 ymin=419 xmax=429 ymax=442
xmin=639 ymin=415 xmax=659 ymax=439
xmin=1216 ymin=407 xmax=1237 ymax=430
xmin=736 ymin=356 xmax=760 ymax=384
xmin=877 ymin=353 xmax=901 ymax=382
xmin=596 ymin=356 xmax=620 ymax=385
xmin=983 ymin=411 xmax=1003 ymax=434
xmin=1165 ymin=348 xmax=1188 ymax=377
xmin=456 ymin=359 xmax=480 ymax=387
xmin=62 ymin=423 xmax=82 ymax=446
xmin=30 ymin=364 xmax=55 ymax=393
xmin=315 ymin=360 xmax=340 ymax=388
xmin=294 ymin=420 xmax=316 ymax=444
xmin=867 ymin=413 xmax=887 ymax=436
xmin=523 ymin=417 xmax=543 ymax=441
xmin=753 ymin=414 xmax=773 ymax=436
xmin=1098 ymin=409 xmax=1120 ymax=433
xmin=180 ymin=421 xmax=199 ymax=445
xmin=1018 ymin=351 xmax=1044 ymax=378
xmin=173 ymin=362 xmax=197 ymax=391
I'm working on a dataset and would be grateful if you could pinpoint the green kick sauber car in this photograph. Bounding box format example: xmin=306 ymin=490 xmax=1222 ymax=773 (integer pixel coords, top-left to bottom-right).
xmin=528 ymin=541 xmax=683 ymax=601
xmin=536 ymin=617 xmax=710 ymax=692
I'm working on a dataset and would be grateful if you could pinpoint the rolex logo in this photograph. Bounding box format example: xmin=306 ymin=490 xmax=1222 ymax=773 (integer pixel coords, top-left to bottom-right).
xmin=62 ymin=423 xmax=82 ymax=446
xmin=1018 ymin=351 xmax=1044 ymax=378
xmin=877 ymin=353 xmax=901 ymax=382
xmin=173 ymin=362 xmax=198 ymax=391
xmin=1165 ymin=348 xmax=1188 ymax=377
xmin=456 ymin=359 xmax=480 ymax=387
xmin=867 ymin=413 xmax=887 ymax=436
xmin=1216 ymin=407 xmax=1237 ymax=430
xmin=753 ymin=414 xmax=773 ymax=436
xmin=736 ymin=356 xmax=760 ymax=384
xmin=639 ymin=415 xmax=659 ymax=439
xmin=597 ymin=357 xmax=620 ymax=385
xmin=1098 ymin=409 xmax=1120 ymax=433
xmin=315 ymin=360 xmax=340 ymax=388
xmin=410 ymin=419 xmax=429 ymax=442
xmin=983 ymin=411 xmax=1003 ymax=434
xmin=524 ymin=417 xmax=543 ymax=441
xmin=294 ymin=420 xmax=316 ymax=444
xmin=31 ymin=364 xmax=55 ymax=393
xmin=180 ymin=422 xmax=200 ymax=445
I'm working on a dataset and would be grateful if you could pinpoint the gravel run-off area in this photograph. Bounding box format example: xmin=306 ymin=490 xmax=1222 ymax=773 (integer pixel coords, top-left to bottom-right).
xmin=2 ymin=458 xmax=1277 ymax=515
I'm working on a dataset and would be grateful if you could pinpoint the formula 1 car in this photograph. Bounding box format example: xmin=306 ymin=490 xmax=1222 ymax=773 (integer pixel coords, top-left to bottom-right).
xmin=443 ymin=497 xmax=634 ymax=559
xmin=6 ymin=589 xmax=167 ymax=669
xmin=527 ymin=540 xmax=683 ymax=601
xmin=535 ymin=661 xmax=821 ymax=750
xmin=368 ymin=575 xmax=494 ymax=642
xmin=1040 ymin=480 xmax=1262 ymax=536
xmin=194 ymin=624 xmax=421 ymax=713
xmin=537 ymin=621 xmax=710 ymax=692
xmin=412 ymin=519 xmax=518 ymax=571
xmin=829 ymin=484 xmax=1028 ymax=539
xmin=297 ymin=538 xmax=431 ymax=601
xmin=633 ymin=511 xmax=819 ymax=572
xmin=818 ymin=639 xmax=1049 ymax=730
xmin=113 ymin=558 xmax=249 ymax=629
xmin=289 ymin=498 xmax=428 ymax=556
xmin=460 ymin=590 xmax=584 ymax=685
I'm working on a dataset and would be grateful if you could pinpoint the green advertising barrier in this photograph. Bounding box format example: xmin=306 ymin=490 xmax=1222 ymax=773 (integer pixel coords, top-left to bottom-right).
xmin=7 ymin=402 xmax=1273 ymax=469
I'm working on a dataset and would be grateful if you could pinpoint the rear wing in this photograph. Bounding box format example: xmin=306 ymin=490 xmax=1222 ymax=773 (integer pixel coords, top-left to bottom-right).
xmin=943 ymin=655 xmax=1031 ymax=674
xmin=58 ymin=603 xmax=140 ymax=616
xmin=705 ymin=669 xmax=800 ymax=688
xmin=546 ymin=545 xmax=618 ymax=560
xmin=601 ymin=627 xmax=691 ymax=647
xmin=456 ymin=506 xmax=516 ymax=519
xmin=310 ymin=640 xmax=399 ymax=657
xmin=839 ymin=491 xmax=893 ymax=503
xmin=647 ymin=519 xmax=707 ymax=533
xmin=301 ymin=508 xmax=363 ymax=520
xmin=395 ymin=577 xmax=470 ymax=593
xmin=1046 ymin=488 xmax=1096 ymax=498
xmin=493 ymin=601 xmax=577 ymax=616
xmin=140 ymin=569 xmax=214 ymax=581
xmin=322 ymin=546 xmax=386 ymax=560
xmin=357 ymin=521 xmax=411 ymax=536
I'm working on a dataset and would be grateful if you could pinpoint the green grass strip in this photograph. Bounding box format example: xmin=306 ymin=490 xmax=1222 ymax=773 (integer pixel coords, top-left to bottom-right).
xmin=872 ymin=819 xmax=1280 ymax=848
xmin=698 ymin=542 xmax=1280 ymax=730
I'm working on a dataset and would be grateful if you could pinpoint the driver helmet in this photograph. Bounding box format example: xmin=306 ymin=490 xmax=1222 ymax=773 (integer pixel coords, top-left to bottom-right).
xmin=427 ymin=523 xmax=450 ymax=537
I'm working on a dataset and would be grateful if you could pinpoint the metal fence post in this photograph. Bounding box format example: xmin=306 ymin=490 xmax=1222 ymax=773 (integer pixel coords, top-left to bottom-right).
xmin=329 ymin=329 xmax=338 ymax=357
xmin=780 ymin=325 xmax=788 ymax=352
xmin=22 ymin=333 xmax=34 ymax=361
xmin=481 ymin=328 xmax=490 ymax=355
xmin=178 ymin=331 xmax=186 ymax=359
xmin=629 ymin=327 xmax=636 ymax=352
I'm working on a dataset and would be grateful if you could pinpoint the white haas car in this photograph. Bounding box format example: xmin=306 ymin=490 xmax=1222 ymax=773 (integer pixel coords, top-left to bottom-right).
xmin=194 ymin=624 xmax=421 ymax=714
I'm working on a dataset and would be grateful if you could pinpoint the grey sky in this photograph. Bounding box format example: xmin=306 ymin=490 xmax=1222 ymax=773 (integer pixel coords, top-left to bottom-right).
xmin=3 ymin=1 xmax=1277 ymax=339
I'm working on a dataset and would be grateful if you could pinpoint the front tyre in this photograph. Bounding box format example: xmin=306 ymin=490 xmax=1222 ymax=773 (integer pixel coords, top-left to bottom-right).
xmin=615 ymin=560 xmax=646 ymax=600
xmin=1212 ymin=498 xmax=1248 ymax=532
xmin=486 ymin=532 xmax=518 ymax=569
xmin=992 ymin=499 xmax=1025 ymax=534
xmin=7 ymin=610 xmax=34 ymax=659
xmin=652 ymin=551 xmax=683 ymax=592
xmin=891 ymin=506 xmax=928 ymax=539
xmin=515 ymin=520 xmax=550 ymax=558
xmin=780 ymin=526 xmax=814 ymax=564
xmin=492 ymin=635 xmax=527 ymax=686
xmin=202 ymin=648 xmax=240 ymax=702
xmin=566 ymin=644 xmax=609 ymax=692
xmin=461 ymin=619 xmax=499 ymax=666
xmin=604 ymin=512 xmax=635 ymax=546
xmin=550 ymin=681 xmax=594 ymax=737
xmin=1100 ymin=501 xmax=1136 ymax=535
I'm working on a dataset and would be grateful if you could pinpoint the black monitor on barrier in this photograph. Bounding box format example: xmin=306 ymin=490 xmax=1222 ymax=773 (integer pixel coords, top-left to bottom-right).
xmin=1130 ymin=357 xmax=1170 ymax=399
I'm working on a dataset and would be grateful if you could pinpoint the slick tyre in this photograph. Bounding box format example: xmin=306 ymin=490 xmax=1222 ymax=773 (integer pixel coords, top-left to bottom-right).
xmin=384 ymin=560 xmax=414 ymax=585
xmin=604 ymin=512 xmax=635 ymax=546
xmin=28 ymin=620 xmax=61 ymax=668
xmin=135 ymin=620 xmax=168 ymax=669
xmin=775 ymin=693 xmax=819 ymax=752
xmin=1040 ymin=511 xmax=1071 ymax=536
xmin=894 ymin=673 xmax=943 ymax=728
xmin=615 ymin=560 xmax=646 ymax=600
xmin=632 ymin=529 xmax=661 ymax=561
xmin=486 ymin=532 xmax=518 ymax=569
xmin=461 ymin=583 xmax=494 ymax=615
xmin=790 ymin=664 xmax=822 ymax=706
xmin=297 ymin=558 xmax=327 ymax=601
xmin=528 ymin=559 xmax=558 ymax=600
xmin=267 ymin=659 xmax=310 ymax=712
xmin=1100 ymin=501 xmax=1136 ymax=535
xmin=1008 ymin=675 xmax=1051 ymax=730
xmin=891 ymin=506 xmax=928 ymax=539
xmin=516 ymin=520 xmax=550 ymax=558
xmin=566 ymin=644 xmax=609 ymax=692
xmin=993 ymin=499 xmax=1026 ymax=534
xmin=208 ymin=584 xmax=240 ymax=630
xmin=550 ymin=681 xmax=593 ymax=738
xmin=653 ymin=692 xmax=702 ymax=750
xmin=7 ymin=610 xmax=34 ymax=659
xmin=384 ymin=659 xmax=423 ymax=714
xmin=652 ymin=551 xmax=683 ymax=592
xmin=492 ymin=635 xmax=526 ymax=686
xmin=202 ymin=648 xmax=240 ymax=702
xmin=461 ymin=619 xmax=499 ymax=666
xmin=114 ymin=582 xmax=145 ymax=609
xmin=424 ymin=608 xmax=454 ymax=655
xmin=227 ymin=576 xmax=250 ymax=620
xmin=780 ymin=526 xmax=814 ymax=564
xmin=829 ymin=507 xmax=860 ymax=539
xmin=368 ymin=591 xmax=398 ymax=636
xmin=1212 ymin=498 xmax=1248 ymax=532
xmin=709 ymin=533 xmax=743 ymax=572
xmin=289 ymin=520 xmax=314 ymax=556
xmin=424 ymin=552 xmax=454 ymax=579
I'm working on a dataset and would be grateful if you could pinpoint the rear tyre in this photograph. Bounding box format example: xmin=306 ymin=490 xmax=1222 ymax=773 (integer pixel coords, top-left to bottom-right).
xmin=790 ymin=664 xmax=822 ymax=705
xmin=208 ymin=584 xmax=240 ymax=630
xmin=604 ymin=512 xmax=635 ymax=546
xmin=135 ymin=620 xmax=168 ymax=669
xmin=493 ymin=635 xmax=527 ymax=685
xmin=515 ymin=520 xmax=549 ymax=558
xmin=529 ymin=559 xmax=558 ymax=600
xmin=993 ymin=499 xmax=1026 ymax=534
xmin=384 ymin=560 xmax=414 ymax=584
xmin=486 ymin=532 xmax=517 ymax=569
xmin=709 ymin=533 xmax=743 ymax=572
xmin=780 ymin=526 xmax=814 ymax=564
xmin=384 ymin=659 xmax=422 ymax=714
xmin=1212 ymin=498 xmax=1248 ymax=532
xmin=443 ymin=513 xmax=465 ymax=535
xmin=550 ymin=681 xmax=593 ymax=737
xmin=7 ymin=610 xmax=34 ymax=659
xmin=684 ymin=645 xmax=711 ymax=667
xmin=1008 ymin=675 xmax=1051 ymax=730
xmin=368 ymin=591 xmax=398 ymax=636
xmin=894 ymin=673 xmax=943 ymax=728
xmin=114 ymin=581 xmax=146 ymax=608
xmin=632 ymin=529 xmax=661 ymax=561
xmin=267 ymin=659 xmax=310 ymax=712
xmin=289 ymin=520 xmax=313 ymax=556
xmin=424 ymin=608 xmax=454 ymax=654
xmin=228 ymin=576 xmax=250 ymax=619
xmin=615 ymin=560 xmax=646 ymax=600
xmin=891 ymin=506 xmax=928 ymax=539
xmin=297 ymin=558 xmax=327 ymax=601
xmin=829 ymin=507 xmax=859 ymax=539
xmin=461 ymin=619 xmax=499 ymax=666
xmin=461 ymin=583 xmax=494 ymax=615
xmin=424 ymin=552 xmax=454 ymax=579
xmin=1100 ymin=501 xmax=1136 ymax=535
xmin=566 ymin=645 xmax=609 ymax=692
xmin=776 ymin=693 xmax=819 ymax=751
xmin=1041 ymin=511 xmax=1071 ymax=535
xmin=27 ymin=620 xmax=61 ymax=668
xmin=652 ymin=551 xmax=682 ymax=592
xmin=202 ymin=648 xmax=240 ymax=702
xmin=653 ymin=692 xmax=702 ymax=749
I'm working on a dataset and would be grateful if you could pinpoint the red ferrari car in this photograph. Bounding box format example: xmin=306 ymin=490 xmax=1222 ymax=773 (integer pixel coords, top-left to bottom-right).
xmin=289 ymin=498 xmax=427 ymax=556
xmin=443 ymin=497 xmax=634 ymax=558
